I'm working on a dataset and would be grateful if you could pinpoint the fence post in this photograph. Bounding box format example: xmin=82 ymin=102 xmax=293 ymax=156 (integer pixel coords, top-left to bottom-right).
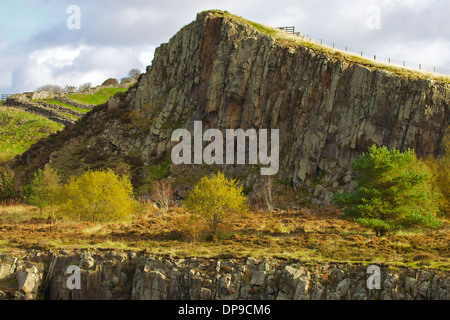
xmin=333 ymin=43 xmax=335 ymax=48
xmin=374 ymin=55 xmax=376 ymax=61
xmin=361 ymin=52 xmax=363 ymax=57
xmin=320 ymin=39 xmax=322 ymax=45
xmin=403 ymin=61 xmax=405 ymax=67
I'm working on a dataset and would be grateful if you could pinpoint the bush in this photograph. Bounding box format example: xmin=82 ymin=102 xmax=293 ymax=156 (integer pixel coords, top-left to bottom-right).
xmin=151 ymin=178 xmax=173 ymax=212
xmin=184 ymin=172 xmax=247 ymax=234
xmin=425 ymin=139 xmax=449 ymax=217
xmin=25 ymin=166 xmax=60 ymax=216
xmin=334 ymin=145 xmax=443 ymax=236
xmin=58 ymin=170 xmax=136 ymax=222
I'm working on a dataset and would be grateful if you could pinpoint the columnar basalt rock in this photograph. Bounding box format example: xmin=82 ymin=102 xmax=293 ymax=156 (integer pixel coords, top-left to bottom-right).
xmin=116 ymin=11 xmax=449 ymax=202
xmin=11 ymin=10 xmax=450 ymax=203
xmin=0 ymin=251 xmax=448 ymax=300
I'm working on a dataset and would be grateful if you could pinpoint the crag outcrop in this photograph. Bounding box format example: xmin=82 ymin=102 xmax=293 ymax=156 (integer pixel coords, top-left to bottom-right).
xmin=14 ymin=10 xmax=450 ymax=202
xmin=1 ymin=250 xmax=448 ymax=300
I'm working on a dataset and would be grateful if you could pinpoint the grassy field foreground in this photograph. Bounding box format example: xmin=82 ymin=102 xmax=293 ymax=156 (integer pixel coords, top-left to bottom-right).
xmin=0 ymin=107 xmax=64 ymax=162
xmin=0 ymin=203 xmax=448 ymax=270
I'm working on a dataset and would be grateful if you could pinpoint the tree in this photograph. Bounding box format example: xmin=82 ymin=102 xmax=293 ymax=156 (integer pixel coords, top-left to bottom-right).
xmin=151 ymin=178 xmax=173 ymax=212
xmin=128 ymin=68 xmax=141 ymax=78
xmin=77 ymin=82 xmax=91 ymax=93
xmin=184 ymin=172 xmax=247 ymax=234
xmin=36 ymin=84 xmax=63 ymax=94
xmin=261 ymin=176 xmax=275 ymax=213
xmin=64 ymin=85 xmax=77 ymax=94
xmin=334 ymin=145 xmax=443 ymax=236
xmin=25 ymin=166 xmax=60 ymax=216
xmin=0 ymin=165 xmax=18 ymax=204
xmin=425 ymin=139 xmax=449 ymax=217
xmin=58 ymin=170 xmax=136 ymax=222
xmin=102 ymin=78 xmax=119 ymax=87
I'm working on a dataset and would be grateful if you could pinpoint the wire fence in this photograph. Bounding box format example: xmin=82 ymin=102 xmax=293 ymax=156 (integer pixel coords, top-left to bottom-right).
xmin=1 ymin=94 xmax=12 ymax=101
xmin=276 ymin=27 xmax=450 ymax=76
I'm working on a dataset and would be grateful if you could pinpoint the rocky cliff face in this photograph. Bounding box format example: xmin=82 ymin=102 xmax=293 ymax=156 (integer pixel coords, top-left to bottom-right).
xmin=1 ymin=250 xmax=448 ymax=300
xmin=114 ymin=10 xmax=449 ymax=202
xmin=13 ymin=10 xmax=450 ymax=202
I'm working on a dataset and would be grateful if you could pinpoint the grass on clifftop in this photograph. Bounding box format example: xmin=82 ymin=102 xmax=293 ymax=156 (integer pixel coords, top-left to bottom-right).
xmin=207 ymin=10 xmax=450 ymax=84
xmin=67 ymin=87 xmax=128 ymax=105
xmin=0 ymin=107 xmax=64 ymax=162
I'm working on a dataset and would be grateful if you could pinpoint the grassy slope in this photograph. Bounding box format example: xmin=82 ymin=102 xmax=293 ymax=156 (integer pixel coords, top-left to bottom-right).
xmin=0 ymin=204 xmax=448 ymax=269
xmin=0 ymin=107 xmax=64 ymax=162
xmin=210 ymin=10 xmax=450 ymax=84
xmin=67 ymin=87 xmax=127 ymax=105
xmin=39 ymin=99 xmax=89 ymax=113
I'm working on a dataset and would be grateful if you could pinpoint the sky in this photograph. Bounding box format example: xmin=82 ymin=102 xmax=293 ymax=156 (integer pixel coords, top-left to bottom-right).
xmin=0 ymin=0 xmax=449 ymax=94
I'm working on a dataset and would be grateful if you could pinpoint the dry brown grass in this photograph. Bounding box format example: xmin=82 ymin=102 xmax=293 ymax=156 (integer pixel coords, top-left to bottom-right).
xmin=0 ymin=203 xmax=448 ymax=269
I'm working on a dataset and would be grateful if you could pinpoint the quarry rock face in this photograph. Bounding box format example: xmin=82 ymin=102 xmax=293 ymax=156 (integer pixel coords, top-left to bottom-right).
xmin=107 ymin=11 xmax=449 ymax=202
xmin=13 ymin=11 xmax=450 ymax=203
xmin=0 ymin=251 xmax=449 ymax=300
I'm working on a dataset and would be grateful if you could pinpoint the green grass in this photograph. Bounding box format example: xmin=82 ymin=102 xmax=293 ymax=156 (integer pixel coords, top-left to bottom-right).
xmin=0 ymin=107 xmax=64 ymax=162
xmin=67 ymin=87 xmax=128 ymax=105
xmin=208 ymin=10 xmax=450 ymax=84
xmin=39 ymin=99 xmax=89 ymax=113
xmin=62 ymin=113 xmax=80 ymax=120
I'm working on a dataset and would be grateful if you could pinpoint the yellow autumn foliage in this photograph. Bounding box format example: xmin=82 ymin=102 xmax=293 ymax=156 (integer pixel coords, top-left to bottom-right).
xmin=184 ymin=172 xmax=247 ymax=234
xmin=58 ymin=170 xmax=136 ymax=222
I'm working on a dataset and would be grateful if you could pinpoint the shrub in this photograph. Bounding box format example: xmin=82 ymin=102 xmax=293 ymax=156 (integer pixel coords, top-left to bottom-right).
xmin=151 ymin=178 xmax=174 ymax=212
xmin=334 ymin=145 xmax=443 ymax=236
xmin=129 ymin=103 xmax=154 ymax=132
xmin=58 ymin=170 xmax=136 ymax=222
xmin=425 ymin=139 xmax=449 ymax=217
xmin=25 ymin=166 xmax=60 ymax=216
xmin=184 ymin=172 xmax=247 ymax=234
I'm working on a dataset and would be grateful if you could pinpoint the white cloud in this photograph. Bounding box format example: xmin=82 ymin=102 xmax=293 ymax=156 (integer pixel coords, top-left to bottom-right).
xmin=29 ymin=45 xmax=88 ymax=68
xmin=138 ymin=46 xmax=156 ymax=67
xmin=3 ymin=44 xmax=152 ymax=92
xmin=0 ymin=0 xmax=448 ymax=94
